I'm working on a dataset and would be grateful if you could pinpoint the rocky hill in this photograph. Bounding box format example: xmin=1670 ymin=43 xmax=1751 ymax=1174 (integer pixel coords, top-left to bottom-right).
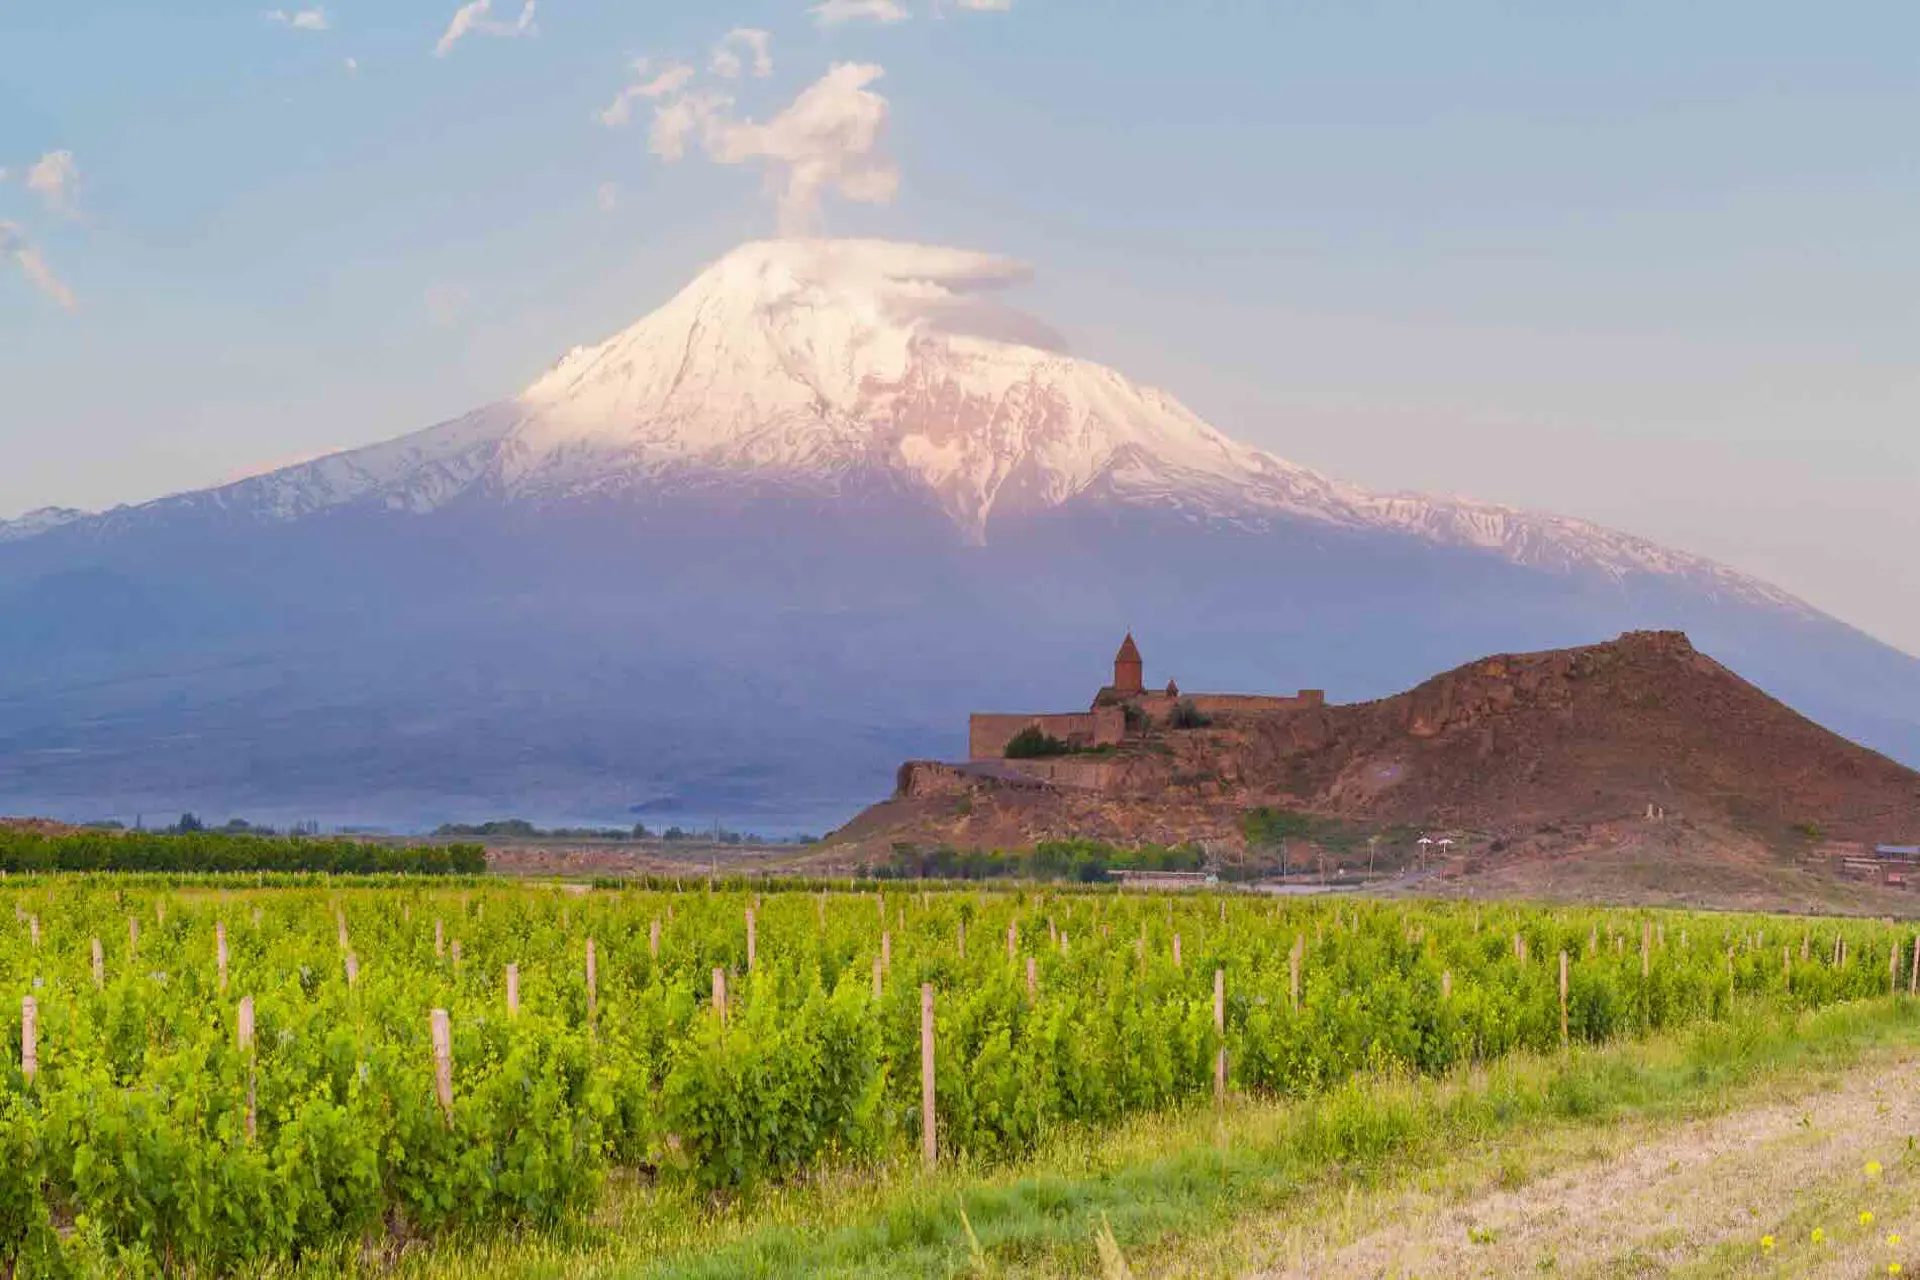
xmin=827 ymin=631 xmax=1920 ymax=864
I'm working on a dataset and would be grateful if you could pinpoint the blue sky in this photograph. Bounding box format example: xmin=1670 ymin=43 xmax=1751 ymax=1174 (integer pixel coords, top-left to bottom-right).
xmin=4 ymin=1 xmax=1918 ymax=654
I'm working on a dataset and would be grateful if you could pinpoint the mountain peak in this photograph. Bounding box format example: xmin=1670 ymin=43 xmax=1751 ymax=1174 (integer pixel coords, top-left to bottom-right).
xmin=4 ymin=239 xmax=1812 ymax=613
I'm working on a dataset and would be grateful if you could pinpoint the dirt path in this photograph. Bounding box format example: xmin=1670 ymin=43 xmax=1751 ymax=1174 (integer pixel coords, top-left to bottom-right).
xmin=1255 ymin=1049 xmax=1920 ymax=1278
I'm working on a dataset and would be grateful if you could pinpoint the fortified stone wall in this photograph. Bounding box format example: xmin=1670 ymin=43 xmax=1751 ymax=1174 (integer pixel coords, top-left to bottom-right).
xmin=968 ymin=707 xmax=1125 ymax=761
xmin=1185 ymin=690 xmax=1325 ymax=716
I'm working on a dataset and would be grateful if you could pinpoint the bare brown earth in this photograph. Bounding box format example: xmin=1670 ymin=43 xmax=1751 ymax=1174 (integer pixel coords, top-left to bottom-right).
xmin=820 ymin=632 xmax=1920 ymax=906
xmin=1251 ymin=1046 xmax=1920 ymax=1279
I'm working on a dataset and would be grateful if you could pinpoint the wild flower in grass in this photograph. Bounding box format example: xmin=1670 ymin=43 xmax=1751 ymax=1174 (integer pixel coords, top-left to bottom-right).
xmin=1889 ymin=1263 xmax=1901 ymax=1276
xmin=1869 ymin=1161 xmax=1885 ymax=1177
xmin=1760 ymin=1235 xmax=1775 ymax=1252
xmin=1863 ymin=1211 xmax=1877 ymax=1227
xmin=1812 ymin=1226 xmax=1827 ymax=1244
xmin=1893 ymin=1233 xmax=1905 ymax=1248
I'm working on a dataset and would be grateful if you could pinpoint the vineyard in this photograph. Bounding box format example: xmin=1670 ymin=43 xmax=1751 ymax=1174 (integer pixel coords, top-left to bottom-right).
xmin=0 ymin=878 xmax=1907 ymax=1274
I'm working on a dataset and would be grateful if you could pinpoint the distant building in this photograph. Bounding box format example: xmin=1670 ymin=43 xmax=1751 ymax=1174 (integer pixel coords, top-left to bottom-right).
xmin=967 ymin=635 xmax=1326 ymax=762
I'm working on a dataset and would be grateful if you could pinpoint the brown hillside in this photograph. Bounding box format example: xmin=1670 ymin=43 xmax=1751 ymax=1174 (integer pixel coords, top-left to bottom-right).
xmin=825 ymin=632 xmax=1920 ymax=863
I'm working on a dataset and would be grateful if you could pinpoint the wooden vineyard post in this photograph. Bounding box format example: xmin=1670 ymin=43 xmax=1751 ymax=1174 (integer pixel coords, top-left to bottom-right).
xmin=1048 ymin=918 xmax=1057 ymax=947
xmin=957 ymin=919 xmax=966 ymax=959
xmin=216 ymin=921 xmax=229 ymax=992
xmin=746 ymin=907 xmax=756 ymax=973
xmin=128 ymin=917 xmax=139 ymax=957
xmin=1060 ymin=932 xmax=1069 ymax=957
xmin=434 ymin=919 xmax=444 ymax=958
xmin=238 ymin=996 xmax=257 ymax=1141
xmin=344 ymin=952 xmax=359 ymax=988
xmin=1893 ymin=942 xmax=1901 ymax=997
xmin=817 ymin=891 xmax=826 ymax=930
xmin=882 ymin=931 xmax=892 ymax=974
xmin=1135 ymin=934 xmax=1145 ymax=963
xmin=20 ymin=997 xmax=36 ymax=1085
xmin=1213 ymin=969 xmax=1226 ymax=1107
xmin=585 ymin=939 xmax=598 ymax=1024
xmin=1784 ymin=945 xmax=1792 ymax=990
xmin=1173 ymin=933 xmax=1182 ymax=969
xmin=1025 ymin=956 xmax=1037 ymax=1002
xmin=1513 ymin=932 xmax=1524 ymax=962
xmin=1442 ymin=969 xmax=1452 ymax=1000
xmin=27 ymin=916 xmax=37 ymax=950
xmin=1588 ymin=924 xmax=1597 ymax=957
xmin=1910 ymin=934 xmax=1918 ymax=997
xmin=1007 ymin=920 xmax=1017 ymax=960
xmin=872 ymin=955 xmax=883 ymax=1001
xmin=429 ymin=1008 xmax=453 ymax=1121
xmin=920 ymin=985 xmax=937 ymax=1170
xmin=1558 ymin=951 xmax=1569 ymax=1047
xmin=505 ymin=963 xmax=519 ymax=1017
xmin=712 ymin=968 xmax=727 ymax=1024
xmin=650 ymin=918 xmax=661 ymax=960
xmin=1641 ymin=922 xmax=1651 ymax=979
xmin=450 ymin=939 xmax=462 ymax=970
xmin=337 ymin=911 xmax=349 ymax=952
xmin=91 ymin=937 xmax=103 ymax=989
xmin=1289 ymin=935 xmax=1303 ymax=1013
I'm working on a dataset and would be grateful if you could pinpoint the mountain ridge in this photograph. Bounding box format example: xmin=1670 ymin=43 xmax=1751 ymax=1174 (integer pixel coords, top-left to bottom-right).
xmin=1 ymin=240 xmax=1812 ymax=618
xmin=2 ymin=238 xmax=1916 ymax=829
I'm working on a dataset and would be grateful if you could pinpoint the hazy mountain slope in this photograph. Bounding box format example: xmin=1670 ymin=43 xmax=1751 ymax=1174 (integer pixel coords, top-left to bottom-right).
xmin=1 ymin=239 xmax=1914 ymax=830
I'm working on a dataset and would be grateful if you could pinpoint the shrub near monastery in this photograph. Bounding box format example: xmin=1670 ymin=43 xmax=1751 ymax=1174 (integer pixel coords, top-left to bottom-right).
xmin=0 ymin=879 xmax=1904 ymax=1271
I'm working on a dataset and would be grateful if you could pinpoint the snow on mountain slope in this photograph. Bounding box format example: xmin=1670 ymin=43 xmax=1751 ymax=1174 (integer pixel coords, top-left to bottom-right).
xmin=6 ymin=239 xmax=1807 ymax=613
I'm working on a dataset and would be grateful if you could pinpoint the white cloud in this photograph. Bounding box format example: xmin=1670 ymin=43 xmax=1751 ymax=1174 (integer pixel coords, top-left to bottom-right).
xmin=433 ymin=0 xmax=536 ymax=58
xmin=264 ymin=7 xmax=330 ymax=31
xmin=0 ymin=222 xmax=76 ymax=311
xmin=650 ymin=90 xmax=732 ymax=162
xmin=710 ymin=28 xmax=773 ymax=80
xmin=701 ymin=62 xmax=898 ymax=234
xmin=955 ymin=0 xmax=1012 ymax=9
xmin=344 ymin=56 xmax=358 ymax=74
xmin=25 ymin=151 xmax=80 ymax=219
xmin=598 ymin=59 xmax=697 ymax=128
xmin=597 ymin=181 xmax=618 ymax=212
xmin=810 ymin=0 xmax=909 ymax=26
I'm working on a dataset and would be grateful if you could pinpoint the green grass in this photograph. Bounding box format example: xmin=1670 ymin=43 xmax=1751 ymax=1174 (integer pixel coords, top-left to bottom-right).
xmin=289 ymin=997 xmax=1920 ymax=1280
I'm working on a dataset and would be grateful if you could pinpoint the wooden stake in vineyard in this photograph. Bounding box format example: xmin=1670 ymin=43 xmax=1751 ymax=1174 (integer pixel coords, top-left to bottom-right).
xmin=920 ymin=985 xmax=937 ymax=1170
xmin=128 ymin=917 xmax=139 ymax=957
xmin=505 ymin=963 xmax=519 ymax=1016
xmin=1559 ymin=951 xmax=1569 ymax=1047
xmin=1007 ymin=920 xmax=1017 ymax=960
xmin=1025 ymin=956 xmax=1037 ymax=1002
xmin=711 ymin=968 xmax=727 ymax=1024
xmin=216 ymin=921 xmax=228 ymax=992
xmin=650 ymin=918 xmax=661 ymax=960
xmin=434 ymin=918 xmax=444 ymax=958
xmin=91 ymin=937 xmax=103 ymax=989
xmin=957 ymin=919 xmax=966 ymax=959
xmin=1213 ymin=969 xmax=1226 ymax=1107
xmin=1173 ymin=933 xmax=1182 ymax=969
xmin=429 ymin=1008 xmax=453 ymax=1121
xmin=872 ymin=955 xmax=883 ymax=1001
xmin=238 ymin=996 xmax=257 ymax=1141
xmin=746 ymin=906 xmax=756 ymax=972
xmin=882 ymin=931 xmax=892 ymax=974
xmin=1910 ymin=934 xmax=1919 ymax=997
xmin=1442 ymin=969 xmax=1452 ymax=1000
xmin=585 ymin=939 xmax=598 ymax=1023
xmin=1641 ymin=922 xmax=1651 ymax=979
xmin=450 ymin=939 xmax=462 ymax=969
xmin=27 ymin=916 xmax=37 ymax=950
xmin=1289 ymin=935 xmax=1303 ymax=1013
xmin=20 ymin=997 xmax=36 ymax=1085
xmin=344 ymin=952 xmax=359 ymax=988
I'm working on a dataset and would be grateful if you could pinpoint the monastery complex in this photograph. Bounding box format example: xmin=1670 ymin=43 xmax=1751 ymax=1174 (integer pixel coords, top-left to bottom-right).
xmin=967 ymin=635 xmax=1324 ymax=760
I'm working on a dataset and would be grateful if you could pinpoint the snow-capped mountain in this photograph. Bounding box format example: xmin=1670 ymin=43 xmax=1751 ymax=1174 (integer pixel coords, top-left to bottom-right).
xmin=27 ymin=240 xmax=1800 ymax=611
xmin=2 ymin=238 xmax=1915 ymax=829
